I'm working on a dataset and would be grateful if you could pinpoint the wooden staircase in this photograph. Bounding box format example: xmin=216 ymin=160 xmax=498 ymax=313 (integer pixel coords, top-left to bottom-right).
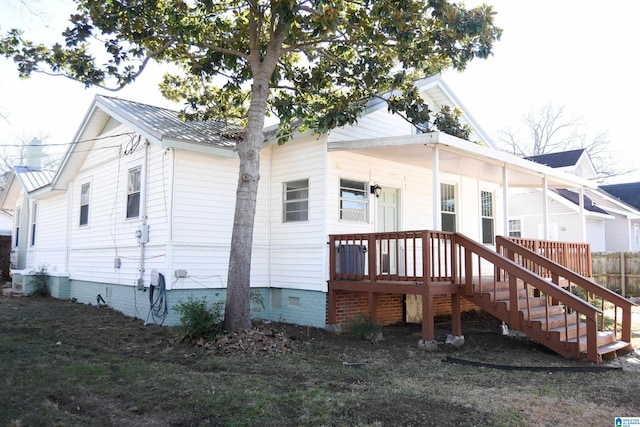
xmin=454 ymin=234 xmax=636 ymax=363
xmin=468 ymin=279 xmax=632 ymax=362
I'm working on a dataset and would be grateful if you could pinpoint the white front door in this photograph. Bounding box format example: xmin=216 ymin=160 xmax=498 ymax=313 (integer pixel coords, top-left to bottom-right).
xmin=376 ymin=187 xmax=398 ymax=274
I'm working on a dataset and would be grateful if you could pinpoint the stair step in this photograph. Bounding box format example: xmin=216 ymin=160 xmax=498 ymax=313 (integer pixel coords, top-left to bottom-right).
xmin=522 ymin=313 xmax=577 ymax=330
xmin=502 ymin=297 xmax=549 ymax=310
xmin=594 ymin=340 xmax=633 ymax=356
xmin=520 ymin=304 xmax=565 ymax=319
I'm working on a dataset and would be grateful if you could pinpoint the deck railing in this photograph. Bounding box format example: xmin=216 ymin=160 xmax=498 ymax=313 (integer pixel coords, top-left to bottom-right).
xmin=507 ymin=237 xmax=592 ymax=278
xmin=329 ymin=230 xmax=455 ymax=285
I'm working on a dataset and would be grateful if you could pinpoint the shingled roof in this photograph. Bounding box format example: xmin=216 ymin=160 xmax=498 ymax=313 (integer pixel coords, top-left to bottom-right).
xmin=525 ymin=149 xmax=586 ymax=168
xmin=97 ymin=95 xmax=243 ymax=148
xmin=554 ymin=188 xmax=609 ymax=215
xmin=599 ymin=182 xmax=640 ymax=211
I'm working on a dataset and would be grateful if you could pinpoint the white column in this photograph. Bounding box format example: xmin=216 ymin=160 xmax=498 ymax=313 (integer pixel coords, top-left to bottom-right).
xmin=502 ymin=165 xmax=509 ymax=236
xmin=579 ymin=186 xmax=586 ymax=242
xmin=432 ymin=145 xmax=441 ymax=230
xmin=542 ymin=176 xmax=549 ymax=240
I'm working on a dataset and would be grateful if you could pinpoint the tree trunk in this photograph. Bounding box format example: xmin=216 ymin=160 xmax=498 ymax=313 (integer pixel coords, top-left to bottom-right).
xmin=224 ymin=74 xmax=270 ymax=331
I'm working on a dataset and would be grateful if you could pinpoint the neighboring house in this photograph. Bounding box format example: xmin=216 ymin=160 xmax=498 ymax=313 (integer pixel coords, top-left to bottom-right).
xmin=0 ymin=209 xmax=13 ymax=280
xmin=513 ymin=149 xmax=640 ymax=252
xmin=0 ymin=75 xmax=596 ymax=327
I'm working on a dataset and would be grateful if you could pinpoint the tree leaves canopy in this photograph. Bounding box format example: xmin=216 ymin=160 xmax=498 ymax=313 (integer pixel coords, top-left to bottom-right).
xmin=1 ymin=0 xmax=501 ymax=142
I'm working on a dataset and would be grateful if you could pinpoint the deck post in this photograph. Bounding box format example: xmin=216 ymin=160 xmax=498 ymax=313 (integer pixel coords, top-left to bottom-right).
xmin=421 ymin=290 xmax=434 ymax=341
xmin=451 ymin=292 xmax=462 ymax=337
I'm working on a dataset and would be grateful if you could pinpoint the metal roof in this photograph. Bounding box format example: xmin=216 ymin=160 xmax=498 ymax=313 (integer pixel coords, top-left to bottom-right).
xmin=96 ymin=96 xmax=242 ymax=148
xmin=14 ymin=166 xmax=54 ymax=193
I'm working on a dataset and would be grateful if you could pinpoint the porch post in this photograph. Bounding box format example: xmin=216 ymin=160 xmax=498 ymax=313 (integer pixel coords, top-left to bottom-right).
xmin=421 ymin=289 xmax=434 ymax=341
xmin=542 ymin=176 xmax=549 ymax=240
xmin=451 ymin=293 xmax=462 ymax=336
xmin=432 ymin=145 xmax=441 ymax=230
xmin=579 ymin=186 xmax=586 ymax=242
xmin=502 ymin=165 xmax=509 ymax=236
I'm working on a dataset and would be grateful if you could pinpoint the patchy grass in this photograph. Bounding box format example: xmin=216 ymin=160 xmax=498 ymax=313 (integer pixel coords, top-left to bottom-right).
xmin=1 ymin=296 xmax=639 ymax=426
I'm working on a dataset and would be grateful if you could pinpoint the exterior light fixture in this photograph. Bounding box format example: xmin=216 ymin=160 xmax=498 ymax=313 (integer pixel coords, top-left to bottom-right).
xmin=370 ymin=184 xmax=382 ymax=198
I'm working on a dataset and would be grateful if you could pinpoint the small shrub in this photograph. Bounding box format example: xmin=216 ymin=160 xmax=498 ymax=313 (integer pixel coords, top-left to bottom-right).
xmin=28 ymin=265 xmax=49 ymax=297
xmin=346 ymin=314 xmax=382 ymax=341
xmin=174 ymin=296 xmax=224 ymax=341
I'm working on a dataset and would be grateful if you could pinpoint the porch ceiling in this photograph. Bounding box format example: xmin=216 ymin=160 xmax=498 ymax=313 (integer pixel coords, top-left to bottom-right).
xmin=327 ymin=132 xmax=596 ymax=189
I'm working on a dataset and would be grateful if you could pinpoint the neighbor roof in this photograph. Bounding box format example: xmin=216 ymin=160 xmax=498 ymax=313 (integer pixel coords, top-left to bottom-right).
xmin=599 ymin=182 xmax=640 ymax=211
xmin=555 ymin=189 xmax=609 ymax=215
xmin=525 ymin=149 xmax=586 ymax=168
xmin=14 ymin=166 xmax=54 ymax=193
xmin=96 ymin=95 xmax=242 ymax=148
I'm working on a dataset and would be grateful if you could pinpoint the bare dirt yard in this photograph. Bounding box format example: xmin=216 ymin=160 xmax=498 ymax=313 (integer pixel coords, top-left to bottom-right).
xmin=1 ymin=295 xmax=639 ymax=426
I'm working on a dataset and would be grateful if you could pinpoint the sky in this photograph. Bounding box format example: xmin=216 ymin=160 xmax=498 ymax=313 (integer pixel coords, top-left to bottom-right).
xmin=0 ymin=0 xmax=639 ymax=182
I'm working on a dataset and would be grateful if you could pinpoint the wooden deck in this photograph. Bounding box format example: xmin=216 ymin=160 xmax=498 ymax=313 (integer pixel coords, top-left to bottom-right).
xmin=327 ymin=231 xmax=636 ymax=363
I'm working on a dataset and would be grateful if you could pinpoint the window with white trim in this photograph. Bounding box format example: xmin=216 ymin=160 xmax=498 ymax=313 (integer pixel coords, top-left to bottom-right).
xmin=339 ymin=179 xmax=368 ymax=222
xmin=440 ymin=183 xmax=456 ymax=232
xmin=634 ymin=224 xmax=640 ymax=246
xmin=30 ymin=202 xmax=37 ymax=246
xmin=283 ymin=179 xmax=308 ymax=222
xmin=80 ymin=182 xmax=90 ymax=226
xmin=481 ymin=190 xmax=494 ymax=244
xmin=14 ymin=207 xmax=20 ymax=247
xmin=127 ymin=166 xmax=141 ymax=219
xmin=508 ymin=218 xmax=522 ymax=238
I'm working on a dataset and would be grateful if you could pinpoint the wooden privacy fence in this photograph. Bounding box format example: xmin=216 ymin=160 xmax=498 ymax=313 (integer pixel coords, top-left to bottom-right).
xmin=592 ymin=252 xmax=640 ymax=298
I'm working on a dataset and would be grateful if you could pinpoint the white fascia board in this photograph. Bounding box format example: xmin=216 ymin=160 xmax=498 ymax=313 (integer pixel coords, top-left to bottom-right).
xmin=159 ymin=138 xmax=238 ymax=158
xmin=335 ymin=131 xmax=596 ymax=190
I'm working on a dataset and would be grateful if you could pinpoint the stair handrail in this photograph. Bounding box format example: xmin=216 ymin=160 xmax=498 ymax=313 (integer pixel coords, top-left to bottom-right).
xmin=496 ymin=236 xmax=636 ymax=343
xmin=454 ymin=233 xmax=602 ymax=361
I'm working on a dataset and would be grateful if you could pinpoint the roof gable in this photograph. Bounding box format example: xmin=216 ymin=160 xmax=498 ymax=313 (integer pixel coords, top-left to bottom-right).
xmin=525 ymin=149 xmax=597 ymax=180
xmin=360 ymin=75 xmax=496 ymax=148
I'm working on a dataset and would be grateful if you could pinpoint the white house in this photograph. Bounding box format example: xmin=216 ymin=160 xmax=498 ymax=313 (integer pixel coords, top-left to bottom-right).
xmin=510 ymin=149 xmax=640 ymax=252
xmin=1 ymin=75 xmax=597 ymax=327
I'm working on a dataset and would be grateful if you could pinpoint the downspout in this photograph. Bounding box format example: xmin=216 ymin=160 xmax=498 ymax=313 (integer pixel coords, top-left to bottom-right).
xmin=137 ymin=139 xmax=150 ymax=289
xmin=165 ymin=148 xmax=175 ymax=287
